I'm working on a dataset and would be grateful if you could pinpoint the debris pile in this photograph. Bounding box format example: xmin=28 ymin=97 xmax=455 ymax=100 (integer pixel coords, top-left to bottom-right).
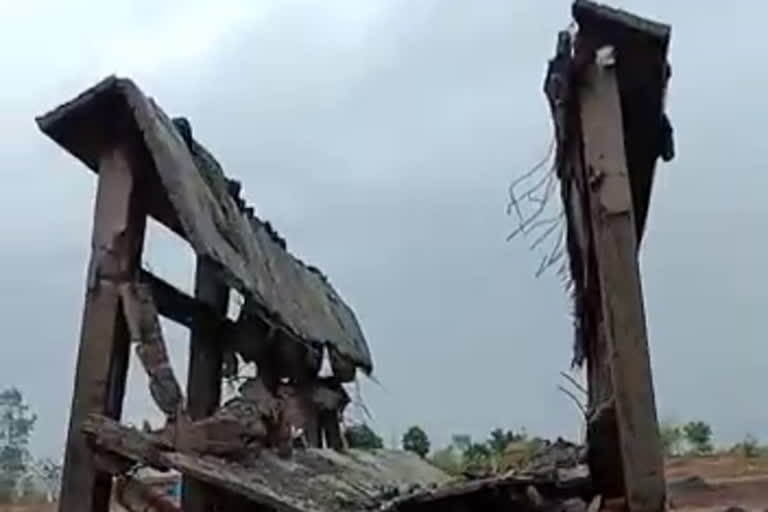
xmin=385 ymin=462 xmax=591 ymax=511
xmin=151 ymin=374 xmax=350 ymax=459
xmin=524 ymin=438 xmax=587 ymax=477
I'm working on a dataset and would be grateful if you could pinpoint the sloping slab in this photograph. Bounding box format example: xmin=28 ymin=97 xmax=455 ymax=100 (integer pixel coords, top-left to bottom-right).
xmin=82 ymin=415 xmax=449 ymax=512
xmin=36 ymin=77 xmax=371 ymax=372
xmin=573 ymin=0 xmax=673 ymax=242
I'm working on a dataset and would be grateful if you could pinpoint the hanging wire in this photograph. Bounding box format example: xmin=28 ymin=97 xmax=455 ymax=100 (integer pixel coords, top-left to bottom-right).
xmin=506 ymin=138 xmax=567 ymax=279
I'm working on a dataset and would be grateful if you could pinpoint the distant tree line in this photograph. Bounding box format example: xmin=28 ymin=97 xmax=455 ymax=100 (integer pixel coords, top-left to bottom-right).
xmin=0 ymin=387 xmax=61 ymax=504
xmin=2 ymin=385 xmax=766 ymax=505
xmin=659 ymin=419 xmax=766 ymax=459
xmin=343 ymin=423 xmax=431 ymax=458
xmin=343 ymin=422 xmax=542 ymax=475
xmin=346 ymin=418 xmax=768 ymax=477
xmin=659 ymin=420 xmax=713 ymax=457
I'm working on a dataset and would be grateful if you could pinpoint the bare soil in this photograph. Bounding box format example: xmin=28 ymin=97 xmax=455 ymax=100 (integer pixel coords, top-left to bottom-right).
xmin=667 ymin=455 xmax=768 ymax=511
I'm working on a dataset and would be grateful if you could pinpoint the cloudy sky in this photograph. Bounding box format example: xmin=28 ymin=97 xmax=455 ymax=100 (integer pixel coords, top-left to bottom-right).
xmin=1 ymin=0 xmax=766 ymax=459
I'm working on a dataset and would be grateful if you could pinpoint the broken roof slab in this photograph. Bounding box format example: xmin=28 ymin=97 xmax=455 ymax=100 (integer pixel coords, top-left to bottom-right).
xmin=85 ymin=415 xmax=593 ymax=512
xmin=84 ymin=415 xmax=449 ymax=512
xmin=35 ymin=76 xmax=372 ymax=373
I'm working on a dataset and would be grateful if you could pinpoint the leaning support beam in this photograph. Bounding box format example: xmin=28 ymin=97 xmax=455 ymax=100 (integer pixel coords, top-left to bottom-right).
xmin=58 ymin=144 xmax=147 ymax=512
xmin=120 ymin=281 xmax=184 ymax=419
xmin=183 ymin=258 xmax=230 ymax=512
xmin=579 ymin=46 xmax=665 ymax=512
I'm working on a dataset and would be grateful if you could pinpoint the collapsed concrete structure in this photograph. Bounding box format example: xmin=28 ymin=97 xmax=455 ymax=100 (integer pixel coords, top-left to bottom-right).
xmin=37 ymin=74 xmax=449 ymax=512
xmin=37 ymin=1 xmax=673 ymax=511
xmin=39 ymin=74 xmax=594 ymax=512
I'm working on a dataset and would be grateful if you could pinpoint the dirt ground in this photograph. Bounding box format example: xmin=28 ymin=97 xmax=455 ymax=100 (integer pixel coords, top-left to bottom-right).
xmin=667 ymin=455 xmax=768 ymax=511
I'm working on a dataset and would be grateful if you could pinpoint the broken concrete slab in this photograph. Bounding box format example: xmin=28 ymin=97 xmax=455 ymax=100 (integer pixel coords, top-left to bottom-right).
xmin=83 ymin=414 xmax=449 ymax=512
xmin=36 ymin=77 xmax=372 ymax=375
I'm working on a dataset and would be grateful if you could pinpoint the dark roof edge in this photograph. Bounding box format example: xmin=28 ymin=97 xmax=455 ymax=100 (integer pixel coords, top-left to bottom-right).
xmin=35 ymin=75 xmax=120 ymax=134
xmin=573 ymin=0 xmax=670 ymax=45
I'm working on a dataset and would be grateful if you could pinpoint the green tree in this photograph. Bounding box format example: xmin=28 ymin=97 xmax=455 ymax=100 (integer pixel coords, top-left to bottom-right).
xmin=462 ymin=441 xmax=492 ymax=473
xmin=733 ymin=434 xmax=760 ymax=459
xmin=33 ymin=458 xmax=62 ymax=502
xmin=344 ymin=423 xmax=383 ymax=450
xmin=484 ymin=428 xmax=527 ymax=473
xmin=402 ymin=426 xmax=430 ymax=458
xmin=683 ymin=420 xmax=713 ymax=455
xmin=487 ymin=428 xmax=527 ymax=455
xmin=17 ymin=473 xmax=44 ymax=504
xmin=659 ymin=422 xmax=683 ymax=457
xmin=463 ymin=442 xmax=491 ymax=461
xmin=0 ymin=388 xmax=37 ymax=503
xmin=451 ymin=435 xmax=471 ymax=453
xmin=429 ymin=446 xmax=463 ymax=475
xmin=447 ymin=435 xmax=489 ymax=466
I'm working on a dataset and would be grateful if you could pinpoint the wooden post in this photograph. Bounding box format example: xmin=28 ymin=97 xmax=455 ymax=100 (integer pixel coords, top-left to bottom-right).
xmin=58 ymin=144 xmax=147 ymax=512
xmin=182 ymin=258 xmax=229 ymax=512
xmin=579 ymin=46 xmax=665 ymax=512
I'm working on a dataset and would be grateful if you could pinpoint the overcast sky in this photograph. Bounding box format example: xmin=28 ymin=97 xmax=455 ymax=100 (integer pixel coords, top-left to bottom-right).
xmin=1 ymin=0 xmax=767 ymax=459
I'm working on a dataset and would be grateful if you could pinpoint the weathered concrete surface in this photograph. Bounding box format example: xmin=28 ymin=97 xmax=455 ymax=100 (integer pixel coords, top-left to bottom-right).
xmin=82 ymin=415 xmax=449 ymax=512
